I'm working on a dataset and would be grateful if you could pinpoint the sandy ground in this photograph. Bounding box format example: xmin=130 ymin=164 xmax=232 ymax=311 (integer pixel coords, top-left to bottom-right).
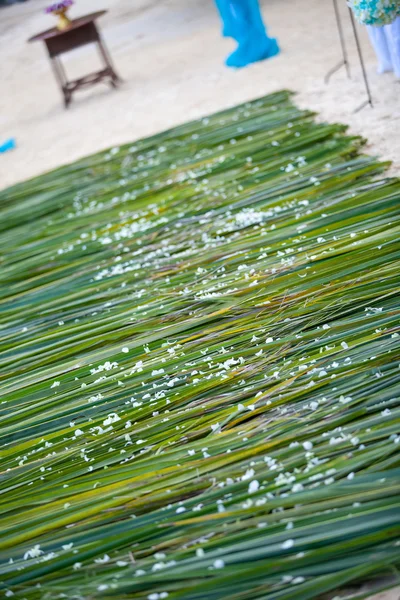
xmin=370 ymin=593 xmax=400 ymax=600
xmin=0 ymin=2 xmax=399 ymax=598
xmin=0 ymin=0 xmax=399 ymax=190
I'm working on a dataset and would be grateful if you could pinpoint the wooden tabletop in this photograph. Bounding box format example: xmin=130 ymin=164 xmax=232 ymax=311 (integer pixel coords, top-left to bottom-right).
xmin=28 ymin=10 xmax=107 ymax=43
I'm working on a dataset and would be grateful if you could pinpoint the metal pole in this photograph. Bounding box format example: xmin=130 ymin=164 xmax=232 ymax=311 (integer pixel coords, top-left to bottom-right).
xmin=348 ymin=7 xmax=374 ymax=111
xmin=325 ymin=0 xmax=373 ymax=112
xmin=325 ymin=0 xmax=351 ymax=83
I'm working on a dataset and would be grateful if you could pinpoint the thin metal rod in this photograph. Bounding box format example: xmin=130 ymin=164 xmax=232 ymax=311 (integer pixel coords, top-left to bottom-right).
xmin=348 ymin=7 xmax=373 ymax=110
xmin=353 ymin=99 xmax=371 ymax=113
xmin=325 ymin=59 xmax=347 ymax=84
xmin=325 ymin=0 xmax=351 ymax=82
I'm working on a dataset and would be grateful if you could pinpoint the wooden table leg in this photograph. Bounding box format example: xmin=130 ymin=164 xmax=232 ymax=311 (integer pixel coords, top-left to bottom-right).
xmin=97 ymin=35 xmax=121 ymax=86
xmin=63 ymin=88 xmax=72 ymax=108
xmin=50 ymin=55 xmax=71 ymax=108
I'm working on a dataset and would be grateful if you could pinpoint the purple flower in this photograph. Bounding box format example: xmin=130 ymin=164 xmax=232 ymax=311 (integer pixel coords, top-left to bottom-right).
xmin=45 ymin=0 xmax=73 ymax=14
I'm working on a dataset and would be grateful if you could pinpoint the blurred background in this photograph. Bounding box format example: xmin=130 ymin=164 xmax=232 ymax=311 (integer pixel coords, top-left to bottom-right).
xmin=0 ymin=0 xmax=398 ymax=189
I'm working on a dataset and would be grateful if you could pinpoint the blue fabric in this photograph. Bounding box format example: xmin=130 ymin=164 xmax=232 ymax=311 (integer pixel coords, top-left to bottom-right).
xmin=0 ymin=138 xmax=15 ymax=154
xmin=215 ymin=0 xmax=280 ymax=68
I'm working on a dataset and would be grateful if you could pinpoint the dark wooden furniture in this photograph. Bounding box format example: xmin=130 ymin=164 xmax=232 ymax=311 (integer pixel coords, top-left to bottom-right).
xmin=28 ymin=11 xmax=121 ymax=108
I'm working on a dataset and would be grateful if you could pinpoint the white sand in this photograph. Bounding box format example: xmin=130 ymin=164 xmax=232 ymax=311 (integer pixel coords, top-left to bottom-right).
xmin=369 ymin=592 xmax=400 ymax=600
xmin=0 ymin=0 xmax=399 ymax=190
xmin=0 ymin=3 xmax=399 ymax=597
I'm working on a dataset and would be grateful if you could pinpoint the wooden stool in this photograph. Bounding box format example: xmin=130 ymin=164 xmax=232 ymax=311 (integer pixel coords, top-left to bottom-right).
xmin=28 ymin=11 xmax=121 ymax=108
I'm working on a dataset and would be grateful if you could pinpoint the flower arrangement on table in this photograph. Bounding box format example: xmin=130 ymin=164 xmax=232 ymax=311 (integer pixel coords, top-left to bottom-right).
xmin=45 ymin=0 xmax=73 ymax=31
xmin=348 ymin=0 xmax=400 ymax=25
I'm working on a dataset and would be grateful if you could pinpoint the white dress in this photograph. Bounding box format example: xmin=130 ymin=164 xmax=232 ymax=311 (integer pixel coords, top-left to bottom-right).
xmin=366 ymin=16 xmax=400 ymax=77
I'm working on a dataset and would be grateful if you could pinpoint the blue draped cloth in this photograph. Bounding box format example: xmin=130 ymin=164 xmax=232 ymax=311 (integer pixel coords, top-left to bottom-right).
xmin=215 ymin=0 xmax=280 ymax=68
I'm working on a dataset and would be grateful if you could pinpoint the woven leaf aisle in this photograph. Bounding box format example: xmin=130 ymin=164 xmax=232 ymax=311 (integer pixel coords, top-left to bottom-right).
xmin=1 ymin=91 xmax=399 ymax=600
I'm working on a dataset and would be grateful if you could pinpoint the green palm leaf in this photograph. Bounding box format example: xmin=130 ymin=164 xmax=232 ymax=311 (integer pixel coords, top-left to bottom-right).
xmin=0 ymin=90 xmax=399 ymax=600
